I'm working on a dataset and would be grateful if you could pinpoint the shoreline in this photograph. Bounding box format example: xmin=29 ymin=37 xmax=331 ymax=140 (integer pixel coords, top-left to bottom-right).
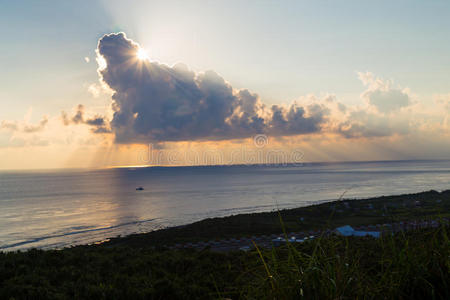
xmin=99 ymin=189 xmax=450 ymax=249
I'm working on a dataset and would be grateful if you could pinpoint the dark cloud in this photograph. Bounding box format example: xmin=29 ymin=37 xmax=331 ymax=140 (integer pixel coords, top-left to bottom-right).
xmin=269 ymin=103 xmax=328 ymax=135
xmin=61 ymin=105 xmax=110 ymax=133
xmin=85 ymin=117 xmax=105 ymax=126
xmin=71 ymin=105 xmax=84 ymax=124
xmin=96 ymin=32 xmax=328 ymax=144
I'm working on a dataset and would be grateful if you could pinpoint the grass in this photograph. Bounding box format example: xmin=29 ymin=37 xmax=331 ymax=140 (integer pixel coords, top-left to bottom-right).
xmin=0 ymin=226 xmax=449 ymax=299
xmin=245 ymin=225 xmax=449 ymax=299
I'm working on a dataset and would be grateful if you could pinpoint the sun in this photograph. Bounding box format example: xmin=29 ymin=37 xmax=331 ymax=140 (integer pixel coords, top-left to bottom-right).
xmin=136 ymin=47 xmax=149 ymax=61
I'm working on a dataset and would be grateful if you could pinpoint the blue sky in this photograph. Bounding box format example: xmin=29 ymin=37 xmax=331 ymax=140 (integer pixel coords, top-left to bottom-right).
xmin=1 ymin=1 xmax=450 ymax=168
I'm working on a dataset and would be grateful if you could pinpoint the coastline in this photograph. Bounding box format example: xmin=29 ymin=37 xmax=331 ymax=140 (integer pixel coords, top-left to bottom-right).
xmin=99 ymin=189 xmax=450 ymax=249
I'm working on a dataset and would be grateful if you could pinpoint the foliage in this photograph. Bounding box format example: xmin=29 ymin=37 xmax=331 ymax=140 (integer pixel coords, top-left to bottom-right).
xmin=1 ymin=226 xmax=449 ymax=299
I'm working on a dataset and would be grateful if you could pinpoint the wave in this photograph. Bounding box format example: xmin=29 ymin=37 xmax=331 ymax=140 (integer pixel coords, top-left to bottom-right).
xmin=0 ymin=218 xmax=159 ymax=250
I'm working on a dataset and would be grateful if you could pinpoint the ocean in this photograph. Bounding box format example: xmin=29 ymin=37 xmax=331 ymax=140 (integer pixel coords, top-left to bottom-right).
xmin=1 ymin=160 xmax=449 ymax=251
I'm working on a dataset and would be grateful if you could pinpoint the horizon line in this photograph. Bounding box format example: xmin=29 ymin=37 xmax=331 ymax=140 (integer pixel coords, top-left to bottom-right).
xmin=1 ymin=158 xmax=449 ymax=172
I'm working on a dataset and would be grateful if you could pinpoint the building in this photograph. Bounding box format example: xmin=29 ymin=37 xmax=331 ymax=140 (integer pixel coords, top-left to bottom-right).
xmin=335 ymin=225 xmax=380 ymax=238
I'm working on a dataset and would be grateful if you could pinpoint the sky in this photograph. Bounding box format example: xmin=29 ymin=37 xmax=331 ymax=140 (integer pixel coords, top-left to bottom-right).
xmin=0 ymin=0 xmax=449 ymax=169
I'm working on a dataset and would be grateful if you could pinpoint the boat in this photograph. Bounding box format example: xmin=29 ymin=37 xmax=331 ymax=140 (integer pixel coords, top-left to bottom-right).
xmin=136 ymin=187 xmax=144 ymax=191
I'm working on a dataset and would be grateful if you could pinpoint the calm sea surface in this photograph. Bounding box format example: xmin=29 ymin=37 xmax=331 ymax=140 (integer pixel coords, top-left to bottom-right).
xmin=1 ymin=160 xmax=449 ymax=251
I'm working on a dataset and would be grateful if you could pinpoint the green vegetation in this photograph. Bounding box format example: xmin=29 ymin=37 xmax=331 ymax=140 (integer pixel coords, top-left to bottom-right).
xmin=1 ymin=190 xmax=449 ymax=299
xmin=1 ymin=227 xmax=449 ymax=299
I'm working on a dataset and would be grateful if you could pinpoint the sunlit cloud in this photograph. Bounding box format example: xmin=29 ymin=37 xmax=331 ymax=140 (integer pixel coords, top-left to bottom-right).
xmin=95 ymin=32 xmax=329 ymax=144
xmin=1 ymin=116 xmax=48 ymax=134
xmin=87 ymin=83 xmax=101 ymax=98
xmin=358 ymin=72 xmax=411 ymax=113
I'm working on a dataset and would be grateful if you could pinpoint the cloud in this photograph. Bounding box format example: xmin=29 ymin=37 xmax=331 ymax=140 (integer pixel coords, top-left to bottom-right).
xmin=23 ymin=117 xmax=48 ymax=133
xmin=365 ymin=89 xmax=410 ymax=113
xmin=61 ymin=104 xmax=110 ymax=133
xmin=269 ymin=103 xmax=329 ymax=135
xmin=87 ymin=83 xmax=100 ymax=98
xmin=435 ymin=94 xmax=450 ymax=112
xmin=332 ymin=73 xmax=416 ymax=138
xmin=0 ymin=121 xmax=19 ymax=131
xmin=358 ymin=72 xmax=411 ymax=113
xmin=1 ymin=117 xmax=48 ymax=133
xmin=96 ymin=32 xmax=328 ymax=144
xmin=337 ymin=110 xmax=410 ymax=138
xmin=86 ymin=82 xmax=112 ymax=98
xmin=434 ymin=94 xmax=450 ymax=130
